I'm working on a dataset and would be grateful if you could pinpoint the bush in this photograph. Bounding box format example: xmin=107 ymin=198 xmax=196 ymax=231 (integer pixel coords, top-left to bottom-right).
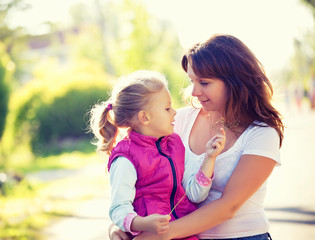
xmin=31 ymin=86 xmax=110 ymax=155
xmin=10 ymin=60 xmax=112 ymax=155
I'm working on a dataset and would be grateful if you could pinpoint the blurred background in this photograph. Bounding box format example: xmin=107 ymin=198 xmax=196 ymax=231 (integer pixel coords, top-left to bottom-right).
xmin=0 ymin=0 xmax=314 ymax=239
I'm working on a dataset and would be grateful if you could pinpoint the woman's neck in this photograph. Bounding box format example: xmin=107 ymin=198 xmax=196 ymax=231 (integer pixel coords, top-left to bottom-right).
xmin=200 ymin=109 xmax=223 ymax=125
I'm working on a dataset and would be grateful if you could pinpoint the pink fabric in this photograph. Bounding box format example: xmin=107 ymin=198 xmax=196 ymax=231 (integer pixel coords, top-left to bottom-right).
xmin=108 ymin=131 xmax=197 ymax=221
xmin=196 ymin=169 xmax=214 ymax=187
xmin=124 ymin=213 xmax=141 ymax=235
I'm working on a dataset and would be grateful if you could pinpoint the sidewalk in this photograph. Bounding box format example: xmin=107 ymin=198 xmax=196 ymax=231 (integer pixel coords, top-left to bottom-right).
xmin=28 ymin=163 xmax=112 ymax=240
xmin=37 ymin=108 xmax=315 ymax=240
xmin=264 ymin=108 xmax=315 ymax=239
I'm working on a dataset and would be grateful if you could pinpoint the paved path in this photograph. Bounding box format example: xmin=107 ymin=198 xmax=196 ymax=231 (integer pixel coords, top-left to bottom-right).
xmin=263 ymin=108 xmax=315 ymax=239
xmin=37 ymin=108 xmax=315 ymax=240
xmin=29 ymin=163 xmax=112 ymax=240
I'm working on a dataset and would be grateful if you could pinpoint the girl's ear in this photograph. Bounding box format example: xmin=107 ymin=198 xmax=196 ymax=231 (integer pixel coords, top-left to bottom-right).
xmin=138 ymin=110 xmax=151 ymax=125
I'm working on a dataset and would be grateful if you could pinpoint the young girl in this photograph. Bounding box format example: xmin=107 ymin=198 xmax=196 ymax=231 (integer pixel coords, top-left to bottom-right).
xmin=89 ymin=70 xmax=226 ymax=239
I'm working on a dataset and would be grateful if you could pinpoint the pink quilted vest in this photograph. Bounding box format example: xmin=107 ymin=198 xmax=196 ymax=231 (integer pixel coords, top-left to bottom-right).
xmin=108 ymin=131 xmax=196 ymax=221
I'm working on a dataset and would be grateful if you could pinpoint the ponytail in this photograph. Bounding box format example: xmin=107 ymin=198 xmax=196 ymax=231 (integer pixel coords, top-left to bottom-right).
xmin=88 ymin=70 xmax=168 ymax=157
xmin=89 ymin=101 xmax=118 ymax=155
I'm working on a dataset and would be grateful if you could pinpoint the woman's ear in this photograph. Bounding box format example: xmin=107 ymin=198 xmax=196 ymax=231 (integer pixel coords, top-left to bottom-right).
xmin=138 ymin=110 xmax=151 ymax=125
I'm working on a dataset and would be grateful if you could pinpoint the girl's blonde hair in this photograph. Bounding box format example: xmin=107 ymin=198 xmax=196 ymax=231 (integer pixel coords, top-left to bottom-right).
xmin=89 ymin=70 xmax=168 ymax=155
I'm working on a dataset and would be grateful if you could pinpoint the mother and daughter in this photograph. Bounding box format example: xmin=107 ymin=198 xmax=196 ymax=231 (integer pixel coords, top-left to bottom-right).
xmin=89 ymin=34 xmax=284 ymax=240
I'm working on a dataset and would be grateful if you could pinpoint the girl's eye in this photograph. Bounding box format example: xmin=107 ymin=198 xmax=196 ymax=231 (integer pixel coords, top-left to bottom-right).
xmin=166 ymin=108 xmax=170 ymax=111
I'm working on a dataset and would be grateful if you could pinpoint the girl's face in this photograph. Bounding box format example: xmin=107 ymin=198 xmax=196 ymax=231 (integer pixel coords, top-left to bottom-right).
xmin=145 ymin=87 xmax=177 ymax=139
xmin=187 ymin=64 xmax=227 ymax=113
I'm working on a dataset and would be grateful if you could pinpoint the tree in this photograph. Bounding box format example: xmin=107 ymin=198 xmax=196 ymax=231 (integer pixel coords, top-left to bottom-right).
xmin=0 ymin=0 xmax=29 ymax=52
xmin=301 ymin=0 xmax=315 ymax=15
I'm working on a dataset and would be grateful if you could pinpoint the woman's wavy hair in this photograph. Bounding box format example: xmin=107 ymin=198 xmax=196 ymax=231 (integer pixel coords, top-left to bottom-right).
xmin=182 ymin=34 xmax=284 ymax=147
xmin=89 ymin=70 xmax=168 ymax=155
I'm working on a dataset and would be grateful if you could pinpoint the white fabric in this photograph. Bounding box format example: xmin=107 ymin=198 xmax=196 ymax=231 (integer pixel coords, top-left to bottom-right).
xmin=174 ymin=106 xmax=281 ymax=239
xmin=109 ymin=157 xmax=137 ymax=232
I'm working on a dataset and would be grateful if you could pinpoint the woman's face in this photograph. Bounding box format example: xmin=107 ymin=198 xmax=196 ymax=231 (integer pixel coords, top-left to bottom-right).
xmin=187 ymin=64 xmax=227 ymax=113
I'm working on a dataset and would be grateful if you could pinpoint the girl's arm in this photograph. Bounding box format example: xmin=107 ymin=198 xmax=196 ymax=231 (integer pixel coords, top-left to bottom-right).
xmin=134 ymin=154 xmax=276 ymax=240
xmin=109 ymin=157 xmax=138 ymax=232
xmin=184 ymin=128 xmax=226 ymax=203
xmin=110 ymin=157 xmax=170 ymax=235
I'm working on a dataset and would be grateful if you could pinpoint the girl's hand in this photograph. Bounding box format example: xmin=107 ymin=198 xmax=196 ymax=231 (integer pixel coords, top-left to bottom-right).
xmin=205 ymin=127 xmax=226 ymax=160
xmin=132 ymin=214 xmax=171 ymax=235
xmin=109 ymin=223 xmax=131 ymax=240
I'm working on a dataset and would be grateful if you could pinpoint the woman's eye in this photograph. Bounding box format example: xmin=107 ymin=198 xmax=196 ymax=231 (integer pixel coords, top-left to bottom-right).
xmin=200 ymin=81 xmax=209 ymax=86
xmin=166 ymin=108 xmax=170 ymax=111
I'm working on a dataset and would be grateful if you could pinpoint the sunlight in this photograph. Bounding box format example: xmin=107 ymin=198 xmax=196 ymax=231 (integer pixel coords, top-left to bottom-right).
xmin=144 ymin=0 xmax=314 ymax=73
xmin=8 ymin=0 xmax=314 ymax=73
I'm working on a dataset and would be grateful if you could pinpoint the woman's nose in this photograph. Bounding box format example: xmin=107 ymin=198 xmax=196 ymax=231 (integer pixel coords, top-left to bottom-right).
xmin=191 ymin=83 xmax=201 ymax=97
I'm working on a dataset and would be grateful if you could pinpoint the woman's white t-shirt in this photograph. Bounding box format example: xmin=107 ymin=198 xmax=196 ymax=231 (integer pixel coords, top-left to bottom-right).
xmin=175 ymin=107 xmax=281 ymax=239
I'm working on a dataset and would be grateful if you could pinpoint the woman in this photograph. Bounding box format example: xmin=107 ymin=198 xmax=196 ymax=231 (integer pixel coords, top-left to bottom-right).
xmin=110 ymin=34 xmax=284 ymax=240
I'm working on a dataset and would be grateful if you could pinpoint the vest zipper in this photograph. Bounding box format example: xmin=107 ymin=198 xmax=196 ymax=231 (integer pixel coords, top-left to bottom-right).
xmin=155 ymin=138 xmax=179 ymax=219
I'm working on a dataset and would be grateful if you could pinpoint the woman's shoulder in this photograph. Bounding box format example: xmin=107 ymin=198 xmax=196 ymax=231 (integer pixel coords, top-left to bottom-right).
xmin=174 ymin=106 xmax=195 ymax=137
xmin=240 ymin=122 xmax=281 ymax=164
xmin=241 ymin=121 xmax=279 ymax=140
xmin=241 ymin=122 xmax=280 ymax=149
xmin=176 ymin=106 xmax=199 ymax=118
xmin=174 ymin=106 xmax=199 ymax=132
xmin=247 ymin=121 xmax=278 ymax=135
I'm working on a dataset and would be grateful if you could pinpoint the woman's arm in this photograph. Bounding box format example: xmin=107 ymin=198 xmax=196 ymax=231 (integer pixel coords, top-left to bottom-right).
xmin=135 ymin=154 xmax=276 ymax=239
xmin=108 ymin=223 xmax=131 ymax=240
xmin=169 ymin=154 xmax=276 ymax=238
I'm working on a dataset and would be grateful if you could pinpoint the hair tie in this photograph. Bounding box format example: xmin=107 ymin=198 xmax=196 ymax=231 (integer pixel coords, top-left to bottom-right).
xmin=106 ymin=103 xmax=112 ymax=111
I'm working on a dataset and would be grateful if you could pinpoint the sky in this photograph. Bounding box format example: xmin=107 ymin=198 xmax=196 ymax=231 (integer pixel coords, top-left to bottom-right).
xmin=8 ymin=0 xmax=314 ymax=73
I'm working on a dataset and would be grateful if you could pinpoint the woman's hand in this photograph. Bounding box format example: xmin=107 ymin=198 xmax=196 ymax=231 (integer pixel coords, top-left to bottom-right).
xmin=108 ymin=223 xmax=131 ymax=240
xmin=134 ymin=231 xmax=170 ymax=240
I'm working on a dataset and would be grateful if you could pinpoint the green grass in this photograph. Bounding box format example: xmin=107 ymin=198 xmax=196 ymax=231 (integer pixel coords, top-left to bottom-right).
xmin=0 ymin=149 xmax=108 ymax=240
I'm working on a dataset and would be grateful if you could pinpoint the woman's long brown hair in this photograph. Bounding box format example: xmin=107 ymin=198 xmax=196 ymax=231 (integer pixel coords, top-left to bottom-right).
xmin=182 ymin=34 xmax=284 ymax=147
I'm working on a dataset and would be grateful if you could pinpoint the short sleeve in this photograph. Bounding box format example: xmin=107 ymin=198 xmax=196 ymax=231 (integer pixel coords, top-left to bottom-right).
xmin=242 ymin=125 xmax=281 ymax=166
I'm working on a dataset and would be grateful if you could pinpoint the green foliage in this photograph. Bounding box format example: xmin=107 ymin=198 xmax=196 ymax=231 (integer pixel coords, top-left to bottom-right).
xmin=106 ymin=0 xmax=187 ymax=106
xmin=8 ymin=59 xmax=112 ymax=155
xmin=0 ymin=152 xmax=103 ymax=240
xmin=301 ymin=0 xmax=315 ymax=16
